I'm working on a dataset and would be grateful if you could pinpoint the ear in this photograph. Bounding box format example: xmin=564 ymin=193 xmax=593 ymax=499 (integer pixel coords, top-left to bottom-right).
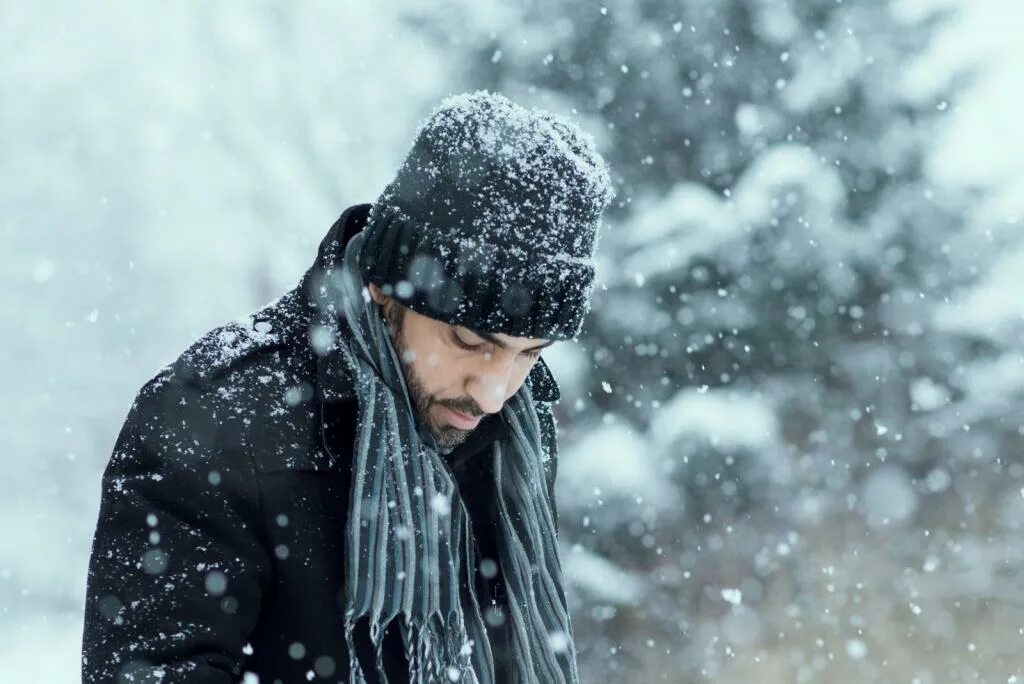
xmin=367 ymin=282 xmax=388 ymax=306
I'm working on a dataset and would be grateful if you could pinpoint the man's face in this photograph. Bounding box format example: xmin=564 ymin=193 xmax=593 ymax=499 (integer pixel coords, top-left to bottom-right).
xmin=368 ymin=283 xmax=552 ymax=451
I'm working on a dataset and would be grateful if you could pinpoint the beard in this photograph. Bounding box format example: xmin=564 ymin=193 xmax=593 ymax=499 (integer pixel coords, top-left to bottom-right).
xmin=380 ymin=299 xmax=481 ymax=452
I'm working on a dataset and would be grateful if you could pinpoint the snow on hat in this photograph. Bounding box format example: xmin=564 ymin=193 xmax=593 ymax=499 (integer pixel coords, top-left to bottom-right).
xmin=358 ymin=90 xmax=615 ymax=340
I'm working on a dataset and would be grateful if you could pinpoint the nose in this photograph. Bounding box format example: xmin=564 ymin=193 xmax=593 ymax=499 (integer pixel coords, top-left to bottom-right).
xmin=468 ymin=354 xmax=517 ymax=415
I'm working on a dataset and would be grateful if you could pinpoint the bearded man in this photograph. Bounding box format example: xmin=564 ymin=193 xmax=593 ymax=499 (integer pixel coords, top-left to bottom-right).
xmin=82 ymin=90 xmax=613 ymax=683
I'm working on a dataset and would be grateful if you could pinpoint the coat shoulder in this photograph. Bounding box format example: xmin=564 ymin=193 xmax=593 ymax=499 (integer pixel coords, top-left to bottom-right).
xmin=169 ymin=287 xmax=311 ymax=390
xmin=127 ymin=285 xmax=341 ymax=474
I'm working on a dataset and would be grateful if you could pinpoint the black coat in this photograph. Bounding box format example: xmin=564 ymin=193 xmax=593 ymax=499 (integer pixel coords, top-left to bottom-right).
xmin=81 ymin=204 xmax=563 ymax=683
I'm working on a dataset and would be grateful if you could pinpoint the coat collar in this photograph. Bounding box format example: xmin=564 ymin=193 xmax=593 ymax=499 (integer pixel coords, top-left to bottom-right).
xmin=308 ymin=204 xmax=561 ymax=406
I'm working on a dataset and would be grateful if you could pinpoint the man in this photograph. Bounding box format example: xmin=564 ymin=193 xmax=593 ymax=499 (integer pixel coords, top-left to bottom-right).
xmin=82 ymin=90 xmax=613 ymax=683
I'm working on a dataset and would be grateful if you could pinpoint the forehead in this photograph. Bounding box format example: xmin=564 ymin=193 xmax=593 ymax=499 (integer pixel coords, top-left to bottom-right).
xmin=490 ymin=330 xmax=548 ymax=347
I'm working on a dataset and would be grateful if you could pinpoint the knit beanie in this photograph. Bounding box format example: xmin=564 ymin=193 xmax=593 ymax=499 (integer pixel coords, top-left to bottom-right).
xmin=357 ymin=90 xmax=615 ymax=341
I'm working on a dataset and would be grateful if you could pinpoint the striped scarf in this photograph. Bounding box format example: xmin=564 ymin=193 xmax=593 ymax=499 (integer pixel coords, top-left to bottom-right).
xmin=323 ymin=229 xmax=579 ymax=683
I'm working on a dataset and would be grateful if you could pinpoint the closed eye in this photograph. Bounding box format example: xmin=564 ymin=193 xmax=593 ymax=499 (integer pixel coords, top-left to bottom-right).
xmin=451 ymin=329 xmax=543 ymax=359
xmin=451 ymin=329 xmax=484 ymax=352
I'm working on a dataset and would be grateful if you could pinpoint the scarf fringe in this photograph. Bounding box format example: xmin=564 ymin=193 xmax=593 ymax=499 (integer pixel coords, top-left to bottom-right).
xmin=343 ymin=610 xmax=481 ymax=683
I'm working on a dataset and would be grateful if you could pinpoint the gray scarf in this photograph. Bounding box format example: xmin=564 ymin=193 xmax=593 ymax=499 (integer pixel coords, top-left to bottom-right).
xmin=322 ymin=229 xmax=579 ymax=683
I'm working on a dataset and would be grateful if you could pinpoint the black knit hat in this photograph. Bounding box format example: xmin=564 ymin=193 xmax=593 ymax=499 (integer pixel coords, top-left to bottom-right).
xmin=358 ymin=90 xmax=614 ymax=341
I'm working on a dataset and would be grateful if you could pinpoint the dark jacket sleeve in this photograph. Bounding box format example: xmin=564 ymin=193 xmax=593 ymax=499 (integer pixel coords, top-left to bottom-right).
xmin=82 ymin=373 xmax=271 ymax=683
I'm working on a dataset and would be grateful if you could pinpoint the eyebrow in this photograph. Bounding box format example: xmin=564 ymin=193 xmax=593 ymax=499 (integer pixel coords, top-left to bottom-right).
xmin=470 ymin=328 xmax=555 ymax=353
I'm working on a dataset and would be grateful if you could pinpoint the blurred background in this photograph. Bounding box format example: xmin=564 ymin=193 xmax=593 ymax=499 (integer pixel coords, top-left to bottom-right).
xmin=2 ymin=0 xmax=1022 ymax=681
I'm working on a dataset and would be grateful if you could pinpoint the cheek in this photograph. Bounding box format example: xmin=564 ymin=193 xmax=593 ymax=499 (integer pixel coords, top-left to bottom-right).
xmin=409 ymin=348 xmax=462 ymax=397
xmin=504 ymin=362 xmax=536 ymax=399
xmin=401 ymin=326 xmax=446 ymax=373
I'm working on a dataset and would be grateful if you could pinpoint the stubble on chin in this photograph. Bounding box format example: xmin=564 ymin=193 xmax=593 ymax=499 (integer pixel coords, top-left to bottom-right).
xmin=406 ymin=391 xmax=472 ymax=453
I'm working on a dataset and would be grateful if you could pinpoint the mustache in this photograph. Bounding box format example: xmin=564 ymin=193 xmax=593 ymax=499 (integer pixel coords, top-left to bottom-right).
xmin=434 ymin=397 xmax=485 ymax=418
